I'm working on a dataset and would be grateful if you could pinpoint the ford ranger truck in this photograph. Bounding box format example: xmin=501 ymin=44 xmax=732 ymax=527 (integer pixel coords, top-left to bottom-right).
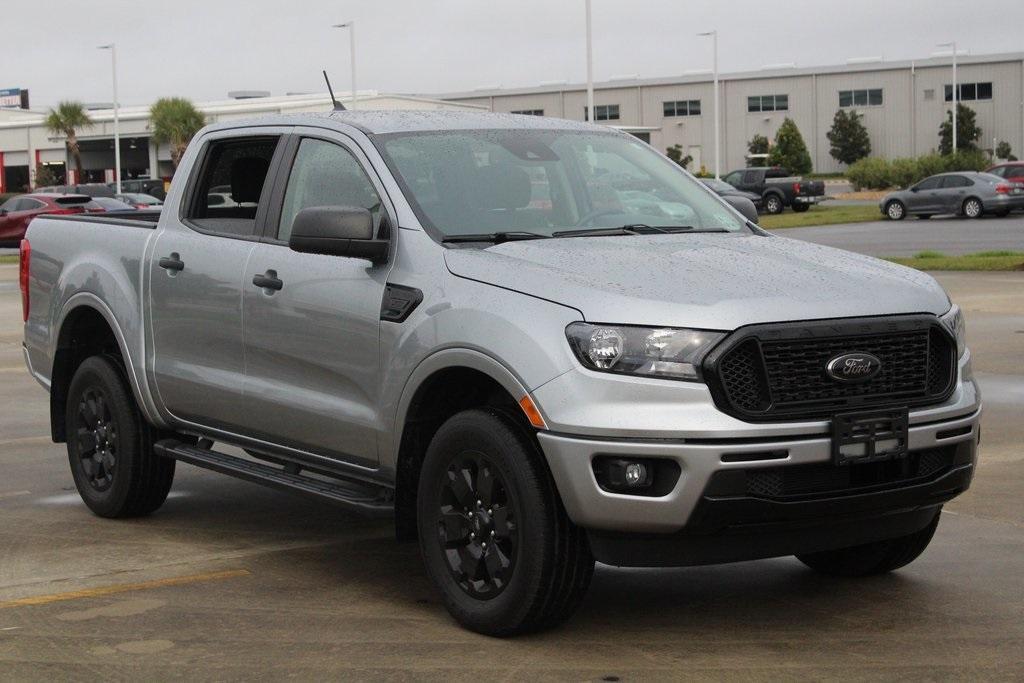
xmin=21 ymin=111 xmax=980 ymax=636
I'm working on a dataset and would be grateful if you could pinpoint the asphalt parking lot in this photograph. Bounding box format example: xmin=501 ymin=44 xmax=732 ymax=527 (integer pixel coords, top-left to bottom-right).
xmin=1 ymin=263 xmax=1023 ymax=679
xmin=781 ymin=213 xmax=1024 ymax=257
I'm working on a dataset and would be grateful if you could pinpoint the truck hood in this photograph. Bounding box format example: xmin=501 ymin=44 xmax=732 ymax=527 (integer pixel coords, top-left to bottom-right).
xmin=443 ymin=233 xmax=951 ymax=330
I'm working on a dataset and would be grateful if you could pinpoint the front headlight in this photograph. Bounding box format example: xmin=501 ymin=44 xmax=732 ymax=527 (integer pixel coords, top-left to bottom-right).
xmin=940 ymin=305 xmax=966 ymax=358
xmin=566 ymin=322 xmax=725 ymax=381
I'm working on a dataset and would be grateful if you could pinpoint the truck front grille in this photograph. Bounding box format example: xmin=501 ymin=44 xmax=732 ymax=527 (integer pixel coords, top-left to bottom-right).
xmin=704 ymin=316 xmax=957 ymax=421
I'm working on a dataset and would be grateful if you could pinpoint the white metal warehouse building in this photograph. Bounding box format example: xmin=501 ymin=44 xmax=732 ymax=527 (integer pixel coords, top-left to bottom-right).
xmin=440 ymin=51 xmax=1024 ymax=174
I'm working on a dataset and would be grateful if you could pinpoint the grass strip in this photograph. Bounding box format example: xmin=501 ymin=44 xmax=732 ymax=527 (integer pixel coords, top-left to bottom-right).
xmin=886 ymin=250 xmax=1024 ymax=271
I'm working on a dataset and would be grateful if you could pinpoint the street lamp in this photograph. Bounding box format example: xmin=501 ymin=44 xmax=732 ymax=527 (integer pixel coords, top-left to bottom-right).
xmin=584 ymin=0 xmax=594 ymax=122
xmin=332 ymin=22 xmax=357 ymax=110
xmin=937 ymin=41 xmax=957 ymax=153
xmin=698 ymin=30 xmax=720 ymax=179
xmin=98 ymin=43 xmax=120 ymax=193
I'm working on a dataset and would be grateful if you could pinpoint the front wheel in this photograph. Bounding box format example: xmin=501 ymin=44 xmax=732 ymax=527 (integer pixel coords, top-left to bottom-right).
xmin=763 ymin=194 xmax=784 ymax=214
xmin=66 ymin=356 xmax=175 ymax=518
xmin=885 ymin=200 xmax=906 ymax=220
xmin=417 ymin=408 xmax=594 ymax=636
xmin=796 ymin=509 xmax=940 ymax=577
xmin=962 ymin=197 xmax=983 ymax=218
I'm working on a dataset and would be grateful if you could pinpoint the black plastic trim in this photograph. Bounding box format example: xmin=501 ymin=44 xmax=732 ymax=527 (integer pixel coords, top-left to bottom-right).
xmin=380 ymin=284 xmax=423 ymax=323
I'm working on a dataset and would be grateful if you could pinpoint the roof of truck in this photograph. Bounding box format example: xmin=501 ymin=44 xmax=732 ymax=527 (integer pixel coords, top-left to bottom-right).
xmin=203 ymin=110 xmax=606 ymax=136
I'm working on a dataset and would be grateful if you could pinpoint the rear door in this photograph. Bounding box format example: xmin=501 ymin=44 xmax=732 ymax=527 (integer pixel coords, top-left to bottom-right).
xmin=939 ymin=175 xmax=972 ymax=213
xmin=238 ymin=130 xmax=394 ymax=466
xmin=148 ymin=131 xmax=287 ymax=431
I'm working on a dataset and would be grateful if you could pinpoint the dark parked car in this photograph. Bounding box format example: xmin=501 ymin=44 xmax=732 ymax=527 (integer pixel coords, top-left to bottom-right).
xmin=116 ymin=192 xmax=164 ymax=210
xmin=700 ymin=178 xmax=764 ymax=211
xmin=110 ymin=178 xmax=166 ymax=200
xmin=36 ymin=183 xmax=115 ymax=198
xmin=89 ymin=197 xmax=138 ymax=213
xmin=880 ymin=172 xmax=1024 ymax=220
xmin=721 ymin=166 xmax=826 ymax=214
xmin=0 ymin=193 xmax=93 ymax=246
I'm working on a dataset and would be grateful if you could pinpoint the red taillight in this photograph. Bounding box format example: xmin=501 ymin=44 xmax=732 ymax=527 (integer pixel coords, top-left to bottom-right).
xmin=792 ymin=182 xmax=802 ymax=194
xmin=995 ymin=183 xmax=1010 ymax=194
xmin=19 ymin=239 xmax=30 ymax=322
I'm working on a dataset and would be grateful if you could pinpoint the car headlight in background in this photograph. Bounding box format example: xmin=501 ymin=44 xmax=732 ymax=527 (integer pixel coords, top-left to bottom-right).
xmin=940 ymin=305 xmax=966 ymax=358
xmin=566 ymin=322 xmax=725 ymax=381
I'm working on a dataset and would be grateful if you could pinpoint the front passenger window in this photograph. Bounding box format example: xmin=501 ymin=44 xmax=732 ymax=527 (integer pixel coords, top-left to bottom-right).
xmin=277 ymin=138 xmax=384 ymax=243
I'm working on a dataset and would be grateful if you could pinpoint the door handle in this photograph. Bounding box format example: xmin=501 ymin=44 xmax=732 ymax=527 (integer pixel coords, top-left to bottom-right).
xmin=252 ymin=271 xmax=283 ymax=292
xmin=158 ymin=253 xmax=184 ymax=271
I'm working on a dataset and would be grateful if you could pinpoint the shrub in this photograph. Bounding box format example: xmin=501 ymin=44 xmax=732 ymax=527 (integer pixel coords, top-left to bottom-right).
xmin=747 ymin=134 xmax=770 ymax=156
xmin=914 ymin=153 xmax=947 ymax=180
xmin=889 ymin=158 xmax=919 ymax=189
xmin=943 ymin=149 xmax=988 ymax=172
xmin=846 ymin=157 xmax=891 ymax=190
xmin=827 ymin=109 xmax=871 ymax=166
xmin=768 ymin=118 xmax=813 ymax=174
xmin=665 ymin=144 xmax=692 ymax=170
xmin=995 ymin=140 xmax=1014 ymax=161
xmin=938 ymin=103 xmax=981 ymax=155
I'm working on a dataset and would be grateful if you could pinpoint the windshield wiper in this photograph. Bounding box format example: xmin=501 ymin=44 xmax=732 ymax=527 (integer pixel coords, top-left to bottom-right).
xmin=553 ymin=224 xmax=696 ymax=238
xmin=442 ymin=231 xmax=551 ymax=244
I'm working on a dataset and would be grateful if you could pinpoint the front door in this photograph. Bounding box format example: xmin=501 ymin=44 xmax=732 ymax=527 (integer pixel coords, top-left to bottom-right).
xmin=907 ymin=176 xmax=943 ymax=213
xmin=148 ymin=133 xmax=283 ymax=431
xmin=240 ymin=132 xmax=392 ymax=466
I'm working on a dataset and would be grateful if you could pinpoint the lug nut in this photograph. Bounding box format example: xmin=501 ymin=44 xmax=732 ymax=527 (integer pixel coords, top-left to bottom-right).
xmin=482 ymin=542 xmax=487 ymax=549
xmin=490 ymin=530 xmax=495 ymax=537
xmin=470 ymin=532 xmax=475 ymax=539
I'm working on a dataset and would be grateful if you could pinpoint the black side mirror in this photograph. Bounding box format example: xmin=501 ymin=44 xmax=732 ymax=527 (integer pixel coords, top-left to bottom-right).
xmin=721 ymin=195 xmax=759 ymax=224
xmin=288 ymin=206 xmax=389 ymax=263
xmin=910 ymin=186 xmax=919 ymax=192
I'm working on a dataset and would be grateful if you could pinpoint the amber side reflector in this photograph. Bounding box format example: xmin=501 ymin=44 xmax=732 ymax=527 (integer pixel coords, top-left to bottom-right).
xmin=519 ymin=395 xmax=547 ymax=430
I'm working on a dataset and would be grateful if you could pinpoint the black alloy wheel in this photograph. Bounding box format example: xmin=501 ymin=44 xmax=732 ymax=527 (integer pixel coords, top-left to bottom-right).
xmin=75 ymin=387 xmax=120 ymax=492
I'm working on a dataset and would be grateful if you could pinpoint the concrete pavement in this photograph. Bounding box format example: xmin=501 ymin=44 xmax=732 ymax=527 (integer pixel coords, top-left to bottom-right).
xmin=0 ymin=263 xmax=1022 ymax=679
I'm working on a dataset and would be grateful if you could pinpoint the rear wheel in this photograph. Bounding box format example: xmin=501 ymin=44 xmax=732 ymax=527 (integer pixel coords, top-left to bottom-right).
xmin=962 ymin=197 xmax=983 ymax=218
xmin=417 ymin=408 xmax=594 ymax=636
xmin=764 ymin=194 xmax=784 ymax=214
xmin=885 ymin=200 xmax=906 ymax=220
xmin=66 ymin=356 xmax=175 ymax=518
xmin=791 ymin=203 xmax=810 ymax=213
xmin=796 ymin=509 xmax=940 ymax=577
xmin=994 ymin=209 xmax=1010 ymax=218
xmin=916 ymin=214 xmax=933 ymax=220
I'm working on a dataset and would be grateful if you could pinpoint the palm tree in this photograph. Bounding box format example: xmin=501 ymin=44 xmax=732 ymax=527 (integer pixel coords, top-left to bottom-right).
xmin=44 ymin=102 xmax=93 ymax=181
xmin=149 ymin=97 xmax=206 ymax=171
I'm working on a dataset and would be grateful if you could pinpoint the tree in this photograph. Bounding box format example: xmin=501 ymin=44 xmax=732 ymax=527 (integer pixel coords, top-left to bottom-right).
xmin=149 ymin=97 xmax=206 ymax=171
xmin=938 ymin=103 xmax=981 ymax=155
xmin=665 ymin=144 xmax=692 ymax=170
xmin=44 ymin=102 xmax=93 ymax=179
xmin=33 ymin=164 xmax=62 ymax=189
xmin=826 ymin=109 xmax=871 ymax=166
xmin=768 ymin=117 xmax=812 ymax=174
xmin=747 ymin=134 xmax=770 ymax=156
xmin=995 ymin=140 xmax=1017 ymax=161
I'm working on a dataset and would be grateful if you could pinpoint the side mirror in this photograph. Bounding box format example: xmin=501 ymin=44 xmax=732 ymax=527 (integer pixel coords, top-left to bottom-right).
xmin=721 ymin=194 xmax=759 ymax=224
xmin=288 ymin=206 xmax=389 ymax=263
xmin=910 ymin=186 xmax=919 ymax=192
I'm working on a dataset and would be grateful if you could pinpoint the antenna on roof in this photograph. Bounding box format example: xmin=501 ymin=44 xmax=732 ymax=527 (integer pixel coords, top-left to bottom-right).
xmin=323 ymin=70 xmax=346 ymax=111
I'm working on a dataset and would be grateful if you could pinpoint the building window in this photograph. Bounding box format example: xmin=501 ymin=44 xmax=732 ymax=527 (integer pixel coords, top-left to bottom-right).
xmin=510 ymin=109 xmax=544 ymax=116
xmin=663 ymin=100 xmax=701 ymax=117
xmin=747 ymin=94 xmax=788 ymax=113
xmin=839 ymin=88 xmax=883 ymax=107
xmin=944 ymin=82 xmax=993 ymax=102
xmin=923 ymin=88 xmax=935 ymax=101
xmin=584 ymin=104 xmax=620 ymax=121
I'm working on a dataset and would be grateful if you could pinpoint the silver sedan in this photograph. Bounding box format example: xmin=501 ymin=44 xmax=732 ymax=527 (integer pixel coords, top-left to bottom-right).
xmin=880 ymin=171 xmax=1024 ymax=220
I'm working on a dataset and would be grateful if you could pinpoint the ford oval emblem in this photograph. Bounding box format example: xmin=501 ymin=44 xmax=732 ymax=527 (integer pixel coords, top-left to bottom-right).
xmin=826 ymin=352 xmax=882 ymax=383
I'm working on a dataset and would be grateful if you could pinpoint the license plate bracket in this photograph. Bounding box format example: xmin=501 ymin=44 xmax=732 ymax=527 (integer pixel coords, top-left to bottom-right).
xmin=831 ymin=408 xmax=909 ymax=465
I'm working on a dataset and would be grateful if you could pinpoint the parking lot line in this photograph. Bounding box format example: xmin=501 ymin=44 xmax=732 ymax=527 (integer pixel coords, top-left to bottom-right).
xmin=0 ymin=569 xmax=251 ymax=609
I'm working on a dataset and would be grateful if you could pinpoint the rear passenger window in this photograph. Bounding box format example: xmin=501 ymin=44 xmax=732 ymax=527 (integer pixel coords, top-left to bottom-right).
xmin=276 ymin=138 xmax=383 ymax=243
xmin=186 ymin=136 xmax=279 ymax=236
xmin=942 ymin=176 xmax=972 ymax=188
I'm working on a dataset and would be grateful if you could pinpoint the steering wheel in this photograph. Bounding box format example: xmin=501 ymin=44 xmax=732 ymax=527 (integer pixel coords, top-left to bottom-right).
xmin=572 ymin=207 xmax=624 ymax=227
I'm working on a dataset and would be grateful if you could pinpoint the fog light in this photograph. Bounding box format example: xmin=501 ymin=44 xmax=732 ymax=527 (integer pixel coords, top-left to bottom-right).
xmin=624 ymin=462 xmax=647 ymax=486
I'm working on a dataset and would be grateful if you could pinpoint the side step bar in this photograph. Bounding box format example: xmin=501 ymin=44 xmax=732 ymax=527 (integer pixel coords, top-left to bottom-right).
xmin=154 ymin=439 xmax=393 ymax=517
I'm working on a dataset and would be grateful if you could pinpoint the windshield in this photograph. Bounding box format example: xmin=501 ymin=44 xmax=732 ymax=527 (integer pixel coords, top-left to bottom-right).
xmin=376 ymin=129 xmax=747 ymax=239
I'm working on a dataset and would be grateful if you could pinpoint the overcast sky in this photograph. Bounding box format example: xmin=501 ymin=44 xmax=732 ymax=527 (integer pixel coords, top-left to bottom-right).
xmin=5 ymin=0 xmax=1024 ymax=109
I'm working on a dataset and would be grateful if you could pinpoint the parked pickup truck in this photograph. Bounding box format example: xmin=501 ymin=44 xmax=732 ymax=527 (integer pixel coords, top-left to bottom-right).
xmin=722 ymin=166 xmax=826 ymax=214
xmin=21 ymin=111 xmax=980 ymax=636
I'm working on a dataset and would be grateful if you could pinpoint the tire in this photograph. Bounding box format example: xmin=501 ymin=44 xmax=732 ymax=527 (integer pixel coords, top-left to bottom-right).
xmin=962 ymin=197 xmax=983 ymax=219
xmin=995 ymin=209 xmax=1010 ymax=218
xmin=65 ymin=355 xmax=175 ymax=518
xmin=417 ymin=408 xmax=594 ymax=636
xmin=916 ymin=214 xmax=933 ymax=220
xmin=796 ymin=509 xmax=940 ymax=577
xmin=885 ymin=200 xmax=906 ymax=221
xmin=791 ymin=203 xmax=810 ymax=213
xmin=764 ymin=194 xmax=784 ymax=214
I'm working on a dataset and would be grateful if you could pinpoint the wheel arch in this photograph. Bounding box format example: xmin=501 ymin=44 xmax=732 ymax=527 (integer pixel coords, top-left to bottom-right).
xmin=49 ymin=296 xmax=153 ymax=442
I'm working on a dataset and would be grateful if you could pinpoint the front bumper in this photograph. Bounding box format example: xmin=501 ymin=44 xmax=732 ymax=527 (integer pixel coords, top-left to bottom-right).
xmin=535 ymin=352 xmax=980 ymax=536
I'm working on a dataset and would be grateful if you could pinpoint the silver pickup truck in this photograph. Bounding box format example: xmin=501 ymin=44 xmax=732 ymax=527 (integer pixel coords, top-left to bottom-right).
xmin=20 ymin=111 xmax=980 ymax=636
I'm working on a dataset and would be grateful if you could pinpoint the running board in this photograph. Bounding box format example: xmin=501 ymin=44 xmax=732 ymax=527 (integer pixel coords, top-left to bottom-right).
xmin=154 ymin=439 xmax=393 ymax=517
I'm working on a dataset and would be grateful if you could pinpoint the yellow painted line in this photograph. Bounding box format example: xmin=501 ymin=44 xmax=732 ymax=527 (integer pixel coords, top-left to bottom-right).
xmin=0 ymin=569 xmax=250 ymax=609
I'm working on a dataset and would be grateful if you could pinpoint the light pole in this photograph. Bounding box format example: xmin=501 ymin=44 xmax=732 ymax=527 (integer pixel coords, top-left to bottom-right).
xmin=332 ymin=22 xmax=357 ymax=110
xmin=937 ymin=41 xmax=957 ymax=153
xmin=584 ymin=0 xmax=594 ymax=122
xmin=698 ymin=30 xmax=720 ymax=178
xmin=98 ymin=43 xmax=120 ymax=193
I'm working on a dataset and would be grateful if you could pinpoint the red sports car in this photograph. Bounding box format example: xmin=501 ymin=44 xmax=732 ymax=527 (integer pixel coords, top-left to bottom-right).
xmin=0 ymin=194 xmax=94 ymax=246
